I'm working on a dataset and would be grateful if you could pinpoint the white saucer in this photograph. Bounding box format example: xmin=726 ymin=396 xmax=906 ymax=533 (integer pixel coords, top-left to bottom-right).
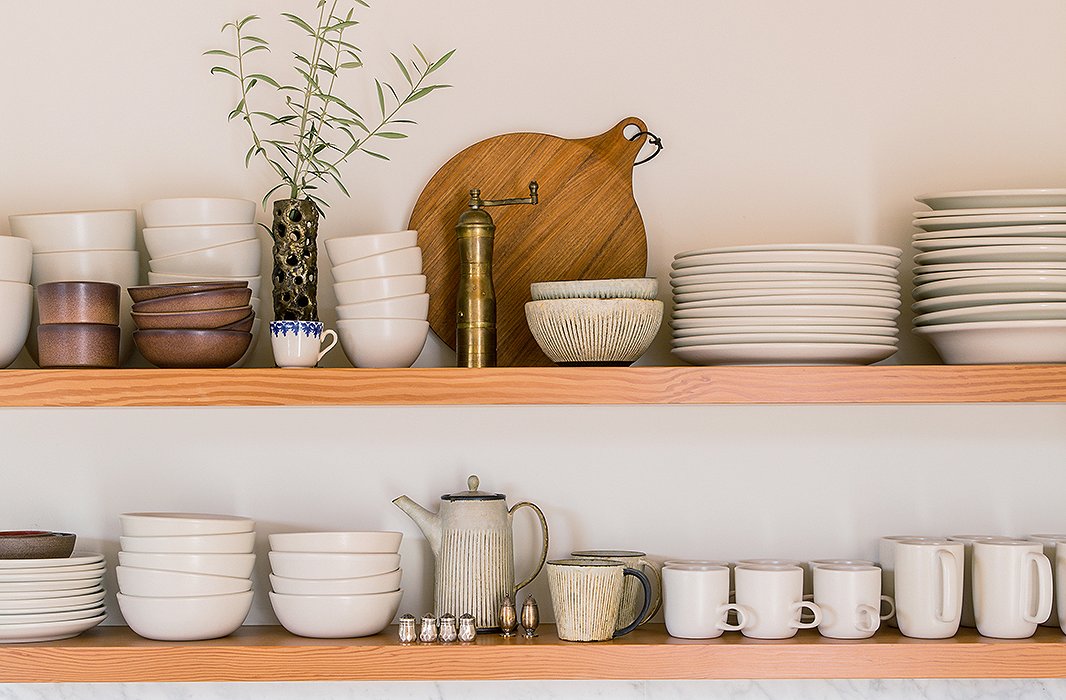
xmin=674 ymin=244 xmax=902 ymax=259
xmin=0 ymin=577 xmax=104 ymax=593
xmin=0 ymin=605 xmax=105 ymax=625
xmin=671 ymin=280 xmax=901 ymax=296
xmin=0 ymin=553 xmax=104 ymax=570
xmin=915 ymin=319 xmax=1066 ymax=364
xmin=0 ymin=563 xmax=105 ymax=577
xmin=914 ymin=261 xmax=1066 ymax=275
xmin=671 ymin=271 xmax=902 ymax=287
xmin=670 ymin=262 xmax=900 ymax=278
xmin=672 ymin=343 xmax=896 ymax=366
xmin=671 ymin=250 xmax=901 ymax=269
xmin=915 ymin=245 xmax=1066 ymax=265
xmin=0 ymin=612 xmax=105 ymax=644
xmin=913 ymin=275 xmax=1066 ymax=299
xmin=912 ymin=236 xmax=1066 ymax=252
xmin=915 ymin=302 xmax=1066 ymax=326
xmin=674 ymin=287 xmax=900 ymax=303
xmin=0 ymin=585 xmax=103 ymax=600
xmin=674 ymin=294 xmax=901 ymax=310
xmin=912 ymin=224 xmax=1066 ymax=241
xmin=0 ymin=590 xmax=106 ymax=613
xmin=913 ymin=206 xmax=1066 ymax=218
xmin=914 ymin=213 xmax=1066 ymax=231
xmin=672 ymin=332 xmax=898 ymax=347
xmin=0 ymin=568 xmax=105 ymax=583
xmin=913 ymin=291 xmax=1066 ymax=314
xmin=673 ymin=324 xmax=897 ymax=338
xmin=671 ymin=315 xmax=897 ymax=329
xmin=673 ymin=304 xmax=900 ymax=321
xmin=916 ymin=189 xmax=1066 ymax=210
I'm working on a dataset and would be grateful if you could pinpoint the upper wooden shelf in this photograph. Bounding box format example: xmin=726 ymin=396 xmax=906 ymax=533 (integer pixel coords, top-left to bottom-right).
xmin=5 ymin=625 xmax=1066 ymax=682
xmin=0 ymin=365 xmax=1063 ymax=407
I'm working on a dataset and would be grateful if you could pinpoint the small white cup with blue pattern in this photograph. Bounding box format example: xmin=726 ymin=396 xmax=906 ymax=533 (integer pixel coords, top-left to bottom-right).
xmin=270 ymin=321 xmax=338 ymax=368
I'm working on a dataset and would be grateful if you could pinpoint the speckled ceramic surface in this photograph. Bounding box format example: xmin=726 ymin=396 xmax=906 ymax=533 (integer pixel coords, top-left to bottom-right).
xmin=525 ymin=298 xmax=663 ymax=365
xmin=131 ymin=305 xmax=253 ymax=331
xmin=37 ymin=323 xmax=120 ymax=368
xmin=0 ymin=532 xmax=75 ymax=560
xmin=37 ymin=281 xmax=120 ymax=325
xmin=131 ymin=288 xmax=252 ymax=313
xmin=127 ymin=282 xmax=248 ymax=304
xmin=530 ymin=278 xmax=658 ymax=301
xmin=134 ymin=329 xmax=252 ymax=368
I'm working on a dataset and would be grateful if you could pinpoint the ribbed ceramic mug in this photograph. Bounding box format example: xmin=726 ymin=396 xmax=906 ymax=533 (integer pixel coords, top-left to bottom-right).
xmin=892 ymin=539 xmax=963 ymax=639
xmin=973 ymin=539 xmax=1052 ymax=639
xmin=1028 ymin=534 xmax=1066 ymax=627
xmin=571 ymin=550 xmax=662 ymax=625
xmin=879 ymin=535 xmax=945 ymax=627
xmin=270 ymin=321 xmax=338 ymax=368
xmin=813 ymin=564 xmax=894 ymax=639
xmin=734 ymin=563 xmax=821 ymax=639
xmin=662 ymin=563 xmax=746 ymax=639
xmin=948 ymin=535 xmax=1014 ymax=627
xmin=547 ymin=558 xmax=651 ymax=642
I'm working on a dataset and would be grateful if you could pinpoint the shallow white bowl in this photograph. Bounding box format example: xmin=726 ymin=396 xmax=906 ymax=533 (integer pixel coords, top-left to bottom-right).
xmin=142 ymin=198 xmax=256 ymax=228
xmin=269 ymin=569 xmax=401 ymax=596
xmin=0 ymin=282 xmax=32 ymax=368
xmin=530 ymin=278 xmax=659 ymax=301
xmin=149 ymin=239 xmax=261 ymax=277
xmin=30 ymin=250 xmax=140 ymax=288
xmin=120 ymin=512 xmax=255 ymax=537
xmin=269 ymin=589 xmax=402 ymax=638
xmin=268 ymin=531 xmax=402 ymax=554
xmin=0 ymin=237 xmax=33 ymax=283
xmin=143 ymin=224 xmax=259 ymax=259
xmin=119 ymin=531 xmax=256 ymax=554
xmin=336 ymin=319 xmax=429 ymax=368
xmin=333 ymin=275 xmax=426 ymax=306
xmin=268 ymin=552 xmax=401 ymax=580
xmin=335 ymin=294 xmax=429 ymax=321
xmin=117 ymin=590 xmax=253 ymax=641
xmin=117 ymin=552 xmax=256 ymax=579
xmin=325 ymin=231 xmax=418 ymax=267
xmin=331 ymin=247 xmax=422 ymax=282
xmin=525 ymin=298 xmax=663 ymax=365
xmin=9 ymin=210 xmax=137 ymax=253
xmin=116 ymin=566 xmax=251 ymax=597
xmin=148 ymin=273 xmax=262 ymax=299
xmin=915 ymin=320 xmax=1066 ymax=364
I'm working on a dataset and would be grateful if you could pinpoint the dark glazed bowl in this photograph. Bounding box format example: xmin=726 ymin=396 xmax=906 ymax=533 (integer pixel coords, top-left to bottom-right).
xmin=0 ymin=531 xmax=76 ymax=559
xmin=134 ymin=329 xmax=252 ymax=368
xmin=37 ymin=323 xmax=120 ymax=368
xmin=37 ymin=281 xmax=120 ymax=325
xmin=132 ymin=288 xmax=252 ymax=313
xmin=128 ymin=282 xmax=248 ymax=304
xmin=131 ymin=306 xmax=253 ymax=331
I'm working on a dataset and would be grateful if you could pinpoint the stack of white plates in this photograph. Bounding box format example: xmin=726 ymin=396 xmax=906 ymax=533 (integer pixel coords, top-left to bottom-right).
xmin=0 ymin=553 xmax=106 ymax=643
xmin=912 ymin=189 xmax=1066 ymax=363
xmin=669 ymin=244 xmax=902 ymax=365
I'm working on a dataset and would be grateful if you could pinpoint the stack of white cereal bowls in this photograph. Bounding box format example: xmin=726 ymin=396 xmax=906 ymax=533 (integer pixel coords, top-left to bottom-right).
xmin=670 ymin=244 xmax=903 ymax=365
xmin=0 ymin=552 xmax=106 ymax=643
xmin=115 ymin=512 xmax=256 ymax=641
xmin=325 ymin=230 xmax=429 ymax=368
xmin=0 ymin=234 xmax=32 ymax=368
xmin=9 ymin=209 xmax=138 ymax=365
xmin=268 ymin=531 xmax=403 ymax=638
xmin=143 ymin=198 xmax=263 ymax=366
xmin=912 ymin=189 xmax=1066 ymax=363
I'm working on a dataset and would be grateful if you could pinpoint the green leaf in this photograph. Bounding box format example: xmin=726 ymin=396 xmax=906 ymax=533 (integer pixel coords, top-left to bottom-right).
xmin=242 ymin=45 xmax=270 ymax=56
xmin=361 ymin=148 xmax=389 ymax=160
xmin=426 ymin=49 xmax=456 ymax=75
xmin=406 ymin=84 xmax=451 ymax=102
xmin=236 ymin=15 xmax=260 ymax=30
xmin=376 ymin=132 xmax=407 ymax=139
xmin=241 ymin=36 xmax=269 ymax=45
xmin=391 ymin=53 xmax=413 ymax=86
xmin=210 ymin=66 xmax=239 ymax=79
xmin=247 ymin=73 xmax=281 ymax=88
xmin=375 ymin=79 xmax=386 ymax=119
xmin=339 ymin=60 xmax=363 ymax=69
xmin=413 ymin=44 xmax=429 ymax=67
xmin=281 ymin=13 xmax=316 ymax=35
xmin=203 ymin=49 xmax=238 ymax=58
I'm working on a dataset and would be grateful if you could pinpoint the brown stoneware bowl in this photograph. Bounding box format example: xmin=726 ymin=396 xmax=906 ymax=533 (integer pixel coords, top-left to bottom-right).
xmin=131 ymin=305 xmax=253 ymax=331
xmin=132 ymin=288 xmax=253 ymax=313
xmin=38 ymin=323 xmax=120 ymax=368
xmin=0 ymin=531 xmax=76 ymax=559
xmin=134 ymin=329 xmax=252 ymax=368
xmin=37 ymin=281 xmax=121 ymax=325
xmin=128 ymin=282 xmax=248 ymax=304
xmin=219 ymin=312 xmax=256 ymax=333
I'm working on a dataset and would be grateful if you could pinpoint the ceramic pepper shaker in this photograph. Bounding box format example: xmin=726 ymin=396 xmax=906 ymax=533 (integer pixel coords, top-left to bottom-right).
xmin=458 ymin=613 xmax=477 ymax=642
xmin=398 ymin=613 xmax=417 ymax=644
xmin=419 ymin=613 xmax=438 ymax=643
xmin=499 ymin=596 xmax=518 ymax=637
xmin=439 ymin=613 xmax=458 ymax=643
xmin=521 ymin=595 xmax=540 ymax=637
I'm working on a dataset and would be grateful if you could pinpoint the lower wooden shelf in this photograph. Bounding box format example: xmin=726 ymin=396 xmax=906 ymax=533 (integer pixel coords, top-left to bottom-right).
xmin=3 ymin=625 xmax=1066 ymax=682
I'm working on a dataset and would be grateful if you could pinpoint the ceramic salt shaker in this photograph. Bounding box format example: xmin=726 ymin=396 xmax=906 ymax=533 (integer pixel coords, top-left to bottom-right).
xmin=419 ymin=613 xmax=438 ymax=643
xmin=439 ymin=613 xmax=458 ymax=643
xmin=398 ymin=614 xmax=417 ymax=644
xmin=499 ymin=596 xmax=518 ymax=637
xmin=458 ymin=613 xmax=478 ymax=642
xmin=521 ymin=595 xmax=540 ymax=637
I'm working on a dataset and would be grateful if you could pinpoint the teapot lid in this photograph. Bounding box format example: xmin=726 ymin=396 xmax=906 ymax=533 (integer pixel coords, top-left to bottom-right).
xmin=441 ymin=475 xmax=505 ymax=501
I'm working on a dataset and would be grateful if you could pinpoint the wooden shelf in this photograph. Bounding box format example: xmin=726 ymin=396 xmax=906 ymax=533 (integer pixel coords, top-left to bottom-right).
xmin=4 ymin=625 xmax=1066 ymax=682
xmin=0 ymin=365 xmax=1064 ymax=407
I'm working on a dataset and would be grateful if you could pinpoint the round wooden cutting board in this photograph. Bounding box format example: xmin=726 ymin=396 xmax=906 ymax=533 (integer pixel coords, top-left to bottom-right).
xmin=410 ymin=118 xmax=651 ymax=367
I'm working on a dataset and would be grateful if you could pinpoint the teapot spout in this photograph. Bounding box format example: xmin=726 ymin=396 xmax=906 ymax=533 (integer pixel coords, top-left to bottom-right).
xmin=392 ymin=495 xmax=442 ymax=554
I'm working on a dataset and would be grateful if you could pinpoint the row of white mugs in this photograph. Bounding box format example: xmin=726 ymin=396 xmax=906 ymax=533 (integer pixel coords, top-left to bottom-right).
xmin=664 ymin=536 xmax=1066 ymax=641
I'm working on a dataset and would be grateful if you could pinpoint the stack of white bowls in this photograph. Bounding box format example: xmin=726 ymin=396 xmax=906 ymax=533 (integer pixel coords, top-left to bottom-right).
xmin=0 ymin=553 xmax=106 ymax=643
xmin=142 ymin=198 xmax=263 ymax=366
xmin=912 ymin=189 xmax=1066 ymax=363
xmin=115 ymin=512 xmax=256 ymax=641
xmin=325 ymin=231 xmax=429 ymax=368
xmin=670 ymin=244 xmax=903 ymax=365
xmin=0 ymin=235 xmax=32 ymax=368
xmin=9 ymin=210 xmax=139 ymax=365
xmin=267 ymin=531 xmax=403 ymax=638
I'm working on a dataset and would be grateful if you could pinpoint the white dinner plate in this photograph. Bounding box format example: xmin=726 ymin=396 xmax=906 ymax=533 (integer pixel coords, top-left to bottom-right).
xmin=912 ymin=236 xmax=1066 ymax=252
xmin=912 ymin=224 xmax=1066 ymax=241
xmin=671 ymin=271 xmax=902 ymax=287
xmin=670 ymin=262 xmax=900 ymax=278
xmin=913 ymin=206 xmax=1066 ymax=218
xmin=0 ymin=612 xmax=105 ymax=644
xmin=674 ymin=244 xmax=902 ymax=259
xmin=0 ymin=563 xmax=105 ymax=576
xmin=671 ymin=280 xmax=901 ymax=296
xmin=916 ymin=189 xmax=1066 ymax=210
xmin=675 ymin=294 xmax=901 ymax=310
xmin=0 ymin=605 xmax=105 ymax=625
xmin=672 ymin=332 xmax=898 ymax=347
xmin=673 ymin=324 xmax=897 ymax=338
xmin=0 ymin=578 xmax=103 ymax=593
xmin=672 ymin=343 xmax=897 ymax=366
xmin=915 ymin=319 xmax=1066 ymax=364
xmin=674 ymin=287 xmax=900 ymax=303
xmin=915 ymin=302 xmax=1066 ymax=326
xmin=673 ymin=304 xmax=900 ymax=321
xmin=0 ymin=568 xmax=104 ymax=583
xmin=671 ymin=315 xmax=897 ymax=329
xmin=0 ymin=590 xmax=106 ymax=613
xmin=0 ymin=553 xmax=104 ymax=570
xmin=914 ymin=245 xmax=1066 ymax=265
xmin=914 ymin=262 xmax=1066 ymax=275
xmin=671 ymin=250 xmax=901 ymax=270
xmin=912 ymin=291 xmax=1066 ymax=314
xmin=914 ymin=213 xmax=1066 ymax=231
xmin=0 ymin=586 xmax=102 ymax=601
xmin=913 ymin=275 xmax=1066 ymax=300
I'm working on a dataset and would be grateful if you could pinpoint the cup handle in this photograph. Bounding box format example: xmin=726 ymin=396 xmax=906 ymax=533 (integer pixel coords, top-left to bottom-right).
xmin=614 ymin=567 xmax=652 ymax=638
xmin=317 ymin=329 xmax=339 ymax=362
xmin=1023 ymin=552 xmax=1054 ymax=624
xmin=510 ymin=501 xmax=549 ymax=594
xmin=856 ymin=603 xmax=880 ymax=633
xmin=638 ymin=558 xmax=664 ymax=623
xmin=879 ymin=594 xmax=896 ymax=621
xmin=717 ymin=603 xmax=747 ymax=632
xmin=791 ymin=601 xmax=822 ymax=629
xmin=935 ymin=549 xmax=958 ymax=624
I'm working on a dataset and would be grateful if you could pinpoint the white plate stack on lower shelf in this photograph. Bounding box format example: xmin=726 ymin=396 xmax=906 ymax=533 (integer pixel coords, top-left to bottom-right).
xmin=115 ymin=512 xmax=256 ymax=641
xmin=267 ymin=531 xmax=403 ymax=638
xmin=0 ymin=553 xmax=106 ymax=643
xmin=912 ymin=189 xmax=1066 ymax=363
xmin=669 ymin=244 xmax=903 ymax=365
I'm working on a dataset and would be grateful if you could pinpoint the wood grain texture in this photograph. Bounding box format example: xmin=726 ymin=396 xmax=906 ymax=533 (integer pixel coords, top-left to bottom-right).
xmin=3 ymin=625 xmax=1066 ymax=682
xmin=410 ymin=118 xmax=650 ymax=367
xmin=0 ymin=366 xmax=1064 ymax=406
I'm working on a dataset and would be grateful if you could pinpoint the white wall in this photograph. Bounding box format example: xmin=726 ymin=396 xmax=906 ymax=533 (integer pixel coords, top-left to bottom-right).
xmin=2 ymin=1 xmax=1066 ymax=698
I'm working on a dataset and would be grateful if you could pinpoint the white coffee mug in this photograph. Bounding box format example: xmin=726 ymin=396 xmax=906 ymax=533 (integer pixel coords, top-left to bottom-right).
xmin=1029 ymin=534 xmax=1066 ymax=627
xmin=892 ymin=539 xmax=963 ymax=639
xmin=1055 ymin=546 xmax=1066 ymax=634
xmin=813 ymin=564 xmax=893 ymax=640
xmin=948 ymin=534 xmax=1014 ymax=628
xmin=879 ymin=535 xmax=946 ymax=627
xmin=972 ymin=539 xmax=1052 ymax=639
xmin=270 ymin=321 xmax=338 ymax=368
xmin=663 ymin=564 xmax=746 ymax=639
xmin=734 ymin=564 xmax=821 ymax=639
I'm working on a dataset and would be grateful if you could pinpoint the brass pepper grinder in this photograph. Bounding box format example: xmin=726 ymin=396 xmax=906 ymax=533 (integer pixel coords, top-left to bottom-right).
xmin=455 ymin=182 xmax=539 ymax=368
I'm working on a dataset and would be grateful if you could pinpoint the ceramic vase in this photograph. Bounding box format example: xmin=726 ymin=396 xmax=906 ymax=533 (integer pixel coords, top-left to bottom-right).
xmin=271 ymin=198 xmax=319 ymax=322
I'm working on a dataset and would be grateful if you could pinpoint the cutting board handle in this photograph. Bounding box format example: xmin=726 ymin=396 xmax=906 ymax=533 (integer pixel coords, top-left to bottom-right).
xmin=581 ymin=117 xmax=653 ymax=172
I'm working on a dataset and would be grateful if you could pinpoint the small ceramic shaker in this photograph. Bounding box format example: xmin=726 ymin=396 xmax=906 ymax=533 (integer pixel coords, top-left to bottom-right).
xmin=521 ymin=595 xmax=540 ymax=638
xmin=499 ymin=596 xmax=518 ymax=637
xmin=419 ymin=613 xmax=438 ymax=643
xmin=398 ymin=614 xmax=417 ymax=644
xmin=439 ymin=613 xmax=458 ymax=643
xmin=458 ymin=613 xmax=477 ymax=642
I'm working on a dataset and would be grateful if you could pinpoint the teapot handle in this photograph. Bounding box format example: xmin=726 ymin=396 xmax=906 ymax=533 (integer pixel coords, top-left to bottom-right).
xmin=510 ymin=501 xmax=549 ymax=594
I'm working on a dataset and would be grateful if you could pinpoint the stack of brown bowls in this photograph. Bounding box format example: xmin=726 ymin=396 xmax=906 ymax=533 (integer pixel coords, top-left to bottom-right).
xmin=129 ymin=282 xmax=254 ymax=368
xmin=36 ymin=281 xmax=121 ymax=368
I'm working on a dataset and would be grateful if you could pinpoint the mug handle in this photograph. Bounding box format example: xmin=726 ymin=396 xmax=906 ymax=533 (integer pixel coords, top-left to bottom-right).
xmin=510 ymin=501 xmax=549 ymax=594
xmin=791 ymin=601 xmax=822 ymax=629
xmin=1023 ymin=552 xmax=1054 ymax=624
xmin=879 ymin=594 xmax=896 ymax=621
xmin=856 ymin=604 xmax=880 ymax=633
xmin=614 ymin=567 xmax=652 ymax=638
xmin=718 ymin=603 xmax=747 ymax=632
xmin=317 ymin=329 xmax=339 ymax=362
xmin=637 ymin=558 xmax=663 ymax=623
xmin=935 ymin=549 xmax=959 ymax=624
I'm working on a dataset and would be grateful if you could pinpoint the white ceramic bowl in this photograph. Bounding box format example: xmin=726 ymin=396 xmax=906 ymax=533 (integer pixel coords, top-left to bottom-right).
xmin=333 ymin=275 xmax=426 ymax=305
xmin=530 ymin=278 xmax=659 ymax=301
xmin=268 ymin=552 xmax=400 ymax=580
xmin=269 ymin=569 xmax=402 ymax=595
xmin=143 ymin=224 xmax=259 ymax=259
xmin=525 ymin=298 xmax=663 ymax=365
xmin=120 ymin=512 xmax=255 ymax=537
xmin=331 ymin=247 xmax=423 ymax=282
xmin=268 ymin=531 xmax=402 ymax=554
xmin=30 ymin=250 xmax=140 ymax=288
xmin=116 ymin=566 xmax=251 ymax=597
xmin=117 ymin=590 xmax=253 ymax=641
xmin=325 ymin=231 xmax=418 ymax=266
xmin=149 ymin=239 xmax=261 ymax=277
xmin=336 ymin=319 xmax=429 ymax=368
xmin=268 ymin=589 xmax=402 ymax=638
xmin=915 ymin=320 xmax=1066 ymax=364
xmin=0 ymin=282 xmax=32 ymax=368
xmin=335 ymin=294 xmax=429 ymax=321
xmin=148 ymin=273 xmax=262 ymax=299
xmin=141 ymin=198 xmax=256 ymax=228
xmin=9 ymin=210 xmax=137 ymax=253
xmin=0 ymin=237 xmax=33 ymax=283
xmin=119 ymin=532 xmax=256 ymax=554
xmin=117 ymin=552 xmax=256 ymax=578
